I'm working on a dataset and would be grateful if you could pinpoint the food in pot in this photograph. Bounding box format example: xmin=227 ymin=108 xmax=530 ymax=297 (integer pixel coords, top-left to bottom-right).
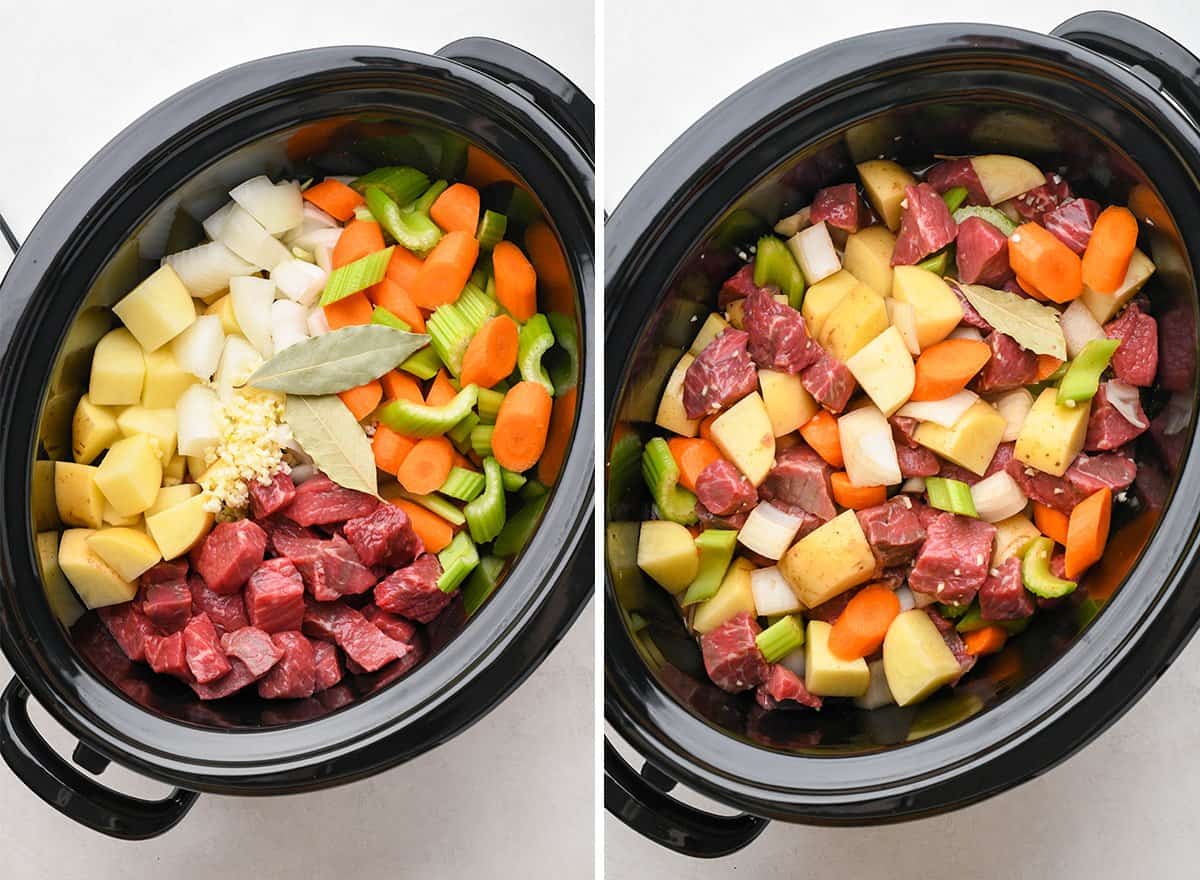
xmin=631 ymin=153 xmax=1160 ymax=709
xmin=49 ymin=165 xmax=576 ymax=701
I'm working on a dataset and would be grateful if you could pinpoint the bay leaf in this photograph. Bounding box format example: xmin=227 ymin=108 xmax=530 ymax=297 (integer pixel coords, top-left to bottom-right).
xmin=285 ymin=394 xmax=378 ymax=497
xmin=249 ymin=325 xmax=430 ymax=394
xmin=958 ymin=283 xmax=1067 ymax=360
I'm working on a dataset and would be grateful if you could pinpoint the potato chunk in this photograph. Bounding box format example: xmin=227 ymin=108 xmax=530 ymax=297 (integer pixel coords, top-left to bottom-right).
xmin=891 ymin=266 xmax=964 ymax=349
xmin=805 ymin=620 xmax=870 ymax=697
xmin=141 ymin=347 xmax=197 ymax=409
xmin=636 ymin=520 xmax=698 ymax=593
xmin=89 ymin=328 xmax=145 ymax=406
xmin=779 ymin=510 xmax=876 ymax=608
xmin=116 ymin=406 xmax=178 ymax=462
xmin=914 ymin=400 xmax=1007 ymax=475
xmin=55 ymin=462 xmax=105 ymax=529
xmin=693 ymin=559 xmax=756 ymax=635
xmin=856 ymin=159 xmax=917 ymax=231
xmin=87 ymin=527 xmax=163 ymax=582
xmin=36 ymin=531 xmax=86 ymax=627
xmin=801 ymin=269 xmax=859 ymax=338
xmin=112 ymin=264 xmax=197 ymax=352
xmin=146 ymin=482 xmax=201 ymax=518
xmin=820 ymin=284 xmax=889 ymax=361
xmin=883 ymin=609 xmax=963 ymax=706
xmin=845 ymin=326 xmax=915 ymax=417
xmin=689 ymin=313 xmax=730 ymax=356
xmin=759 ymin=370 xmax=818 ymax=437
xmin=842 ymin=227 xmax=897 ymax=296
xmin=1014 ymin=387 xmax=1089 ymax=477
xmin=654 ymin=352 xmax=699 ymax=438
xmin=71 ymin=395 xmax=121 ymax=465
xmin=992 ymin=513 xmax=1041 ymax=567
xmin=95 ymin=435 xmax=162 ymax=517
xmin=57 ymin=529 xmax=136 ymax=610
xmin=145 ymin=492 xmax=214 ymax=560
xmin=1079 ymin=248 xmax=1155 ymax=323
xmin=709 ymin=393 xmax=775 ymax=486
xmin=970 ymin=154 xmax=1046 ymax=205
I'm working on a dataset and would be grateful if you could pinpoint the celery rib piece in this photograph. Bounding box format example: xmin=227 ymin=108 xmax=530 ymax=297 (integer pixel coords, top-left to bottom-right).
xmin=476 ymin=209 xmax=508 ymax=251
xmin=447 ymin=412 xmax=480 ymax=453
xmin=925 ymin=476 xmax=978 ymax=518
xmin=681 ymin=530 xmax=738 ymax=606
xmin=395 ymin=488 xmax=466 ymax=526
xmin=476 ymin=387 xmax=505 ymax=423
xmin=371 ymin=306 xmax=411 ymax=331
xmin=756 ymin=615 xmax=806 ymax=663
xmin=462 ymin=555 xmax=505 ymax=617
xmin=470 ymin=424 xmax=495 ymax=458
xmin=518 ymin=313 xmax=556 ymax=395
xmin=365 ymin=187 xmax=441 ymax=256
xmin=351 ymin=166 xmax=430 ymax=206
xmin=319 ymin=246 xmax=394 ymax=306
xmin=493 ymin=490 xmax=549 ymax=558
xmin=437 ymin=531 xmax=480 ymax=593
xmin=641 ymin=437 xmax=698 ymax=525
xmin=427 ymin=285 xmax=499 ymax=375
xmin=440 ymin=466 xmax=486 ymax=502
xmin=379 ymin=384 xmax=479 ymax=437
xmin=754 ymin=235 xmax=806 ymax=309
xmin=414 ymin=179 xmax=449 ymax=213
xmin=465 ymin=457 xmax=507 ymax=543
xmin=500 ymin=467 xmax=526 ymax=493
xmin=399 ymin=345 xmax=442 ymax=380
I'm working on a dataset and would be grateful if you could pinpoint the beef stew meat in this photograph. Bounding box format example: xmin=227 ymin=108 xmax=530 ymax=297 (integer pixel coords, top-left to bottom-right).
xmin=633 ymin=152 xmax=1164 ymax=712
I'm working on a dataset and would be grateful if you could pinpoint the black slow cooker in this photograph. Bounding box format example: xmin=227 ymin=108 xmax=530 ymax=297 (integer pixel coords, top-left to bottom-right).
xmin=605 ymin=12 xmax=1200 ymax=856
xmin=0 ymin=39 xmax=593 ymax=839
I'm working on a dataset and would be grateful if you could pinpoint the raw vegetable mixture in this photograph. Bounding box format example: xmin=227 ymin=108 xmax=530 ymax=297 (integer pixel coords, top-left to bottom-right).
xmin=628 ymin=152 xmax=1162 ymax=712
xmin=48 ymin=160 xmax=577 ymax=703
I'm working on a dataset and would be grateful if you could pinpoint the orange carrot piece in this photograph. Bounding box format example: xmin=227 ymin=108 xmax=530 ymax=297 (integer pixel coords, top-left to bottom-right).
xmin=323 ymin=291 xmax=374 ymax=329
xmin=1034 ymin=355 xmax=1064 ymax=382
xmin=464 ymin=145 xmax=518 ymax=188
xmin=830 ymin=472 xmax=887 ymax=510
xmin=492 ymin=240 xmax=538 ymax=322
xmin=1008 ymin=222 xmax=1083 ymax=303
xmin=537 ymin=386 xmax=576 ymax=487
xmin=491 ymin=381 xmax=553 ymax=473
xmin=963 ymin=625 xmax=1008 ymax=657
xmin=332 ymin=219 xmax=385 ymax=269
xmin=524 ymin=221 xmax=574 ymax=315
xmin=459 ymin=315 xmax=520 ymax=389
xmin=1065 ymin=488 xmax=1112 ymax=579
xmin=397 ymin=436 xmax=456 ymax=495
xmin=381 ymin=370 xmax=424 ymax=405
xmin=373 ymin=425 xmax=415 ymax=475
xmin=302 ymin=179 xmax=364 ymax=222
xmin=409 ymin=231 xmax=479 ymax=309
xmin=1082 ymin=206 xmax=1139 ymax=294
xmin=911 ymin=339 xmax=991 ymax=401
xmin=385 ymin=246 xmax=424 ymax=290
xmin=667 ymin=437 xmax=723 ymax=493
xmin=828 ymin=585 xmax=902 ymax=660
xmin=370 ymin=277 xmax=426 ymax=332
xmin=393 ymin=499 xmax=454 ymax=553
xmin=1033 ymin=502 xmax=1070 ymax=546
xmin=799 ymin=410 xmax=844 ymax=468
xmin=1015 ymin=274 xmax=1047 ymax=301
xmin=425 ymin=369 xmax=458 ymax=407
xmin=430 ymin=183 xmax=481 ymax=235
xmin=451 ymin=448 xmax=474 ymax=471
xmin=338 ymin=380 xmax=383 ymax=421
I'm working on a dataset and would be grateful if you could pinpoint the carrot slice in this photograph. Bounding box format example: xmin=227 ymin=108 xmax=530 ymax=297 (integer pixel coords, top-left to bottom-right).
xmin=392 ymin=499 xmax=454 ymax=553
xmin=799 ymin=410 xmax=844 ymax=468
xmin=1033 ymin=502 xmax=1070 ymax=545
xmin=492 ymin=240 xmax=538 ymax=322
xmin=1015 ymin=274 xmax=1047 ymax=301
xmin=830 ymin=472 xmax=886 ymax=510
xmin=465 ymin=145 xmax=518 ymax=188
xmin=911 ymin=339 xmax=992 ymax=401
xmin=370 ymin=276 xmax=426 ymax=332
xmin=332 ymin=219 xmax=385 ymax=269
xmin=491 ymin=381 xmax=553 ymax=473
xmin=537 ymin=386 xmax=576 ymax=486
xmin=1008 ymin=222 xmax=1083 ymax=303
xmin=425 ymin=369 xmax=458 ymax=407
xmin=409 ymin=231 xmax=479 ymax=309
xmin=302 ymin=180 xmax=363 ymax=222
xmin=1082 ymin=206 xmax=1139 ymax=294
xmin=963 ymin=625 xmax=1008 ymax=657
xmin=396 ymin=436 xmax=455 ymax=495
xmin=1034 ymin=355 xmax=1064 ymax=381
xmin=430 ymin=182 xmax=481 ymax=235
xmin=337 ymin=380 xmax=382 ymax=421
xmin=459 ymin=315 xmax=520 ymax=389
xmin=667 ymin=437 xmax=723 ymax=493
xmin=385 ymin=246 xmax=424 ymax=290
xmin=372 ymin=425 xmax=415 ymax=475
xmin=1065 ymin=488 xmax=1112 ymax=579
xmin=323 ymin=291 xmax=374 ymax=329
xmin=524 ymin=221 xmax=574 ymax=315
xmin=828 ymin=585 xmax=901 ymax=660
xmin=381 ymin=370 xmax=424 ymax=405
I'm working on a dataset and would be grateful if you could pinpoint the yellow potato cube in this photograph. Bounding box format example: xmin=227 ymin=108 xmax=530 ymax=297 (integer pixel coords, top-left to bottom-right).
xmin=141 ymin=347 xmax=197 ymax=409
xmin=116 ymin=406 xmax=178 ymax=462
xmin=32 ymin=460 xmax=59 ymax=531
xmin=970 ymin=154 xmax=1046 ymax=205
xmin=820 ymin=283 xmax=890 ymax=361
xmin=95 ymin=435 xmax=162 ymax=517
xmin=163 ymin=454 xmax=187 ymax=486
xmin=145 ymin=492 xmax=214 ymax=560
xmin=709 ymin=393 xmax=775 ymax=486
xmin=204 ymin=293 xmax=242 ymax=336
xmin=843 ymin=227 xmax=897 ymax=296
xmin=914 ymin=400 xmax=1007 ymax=475
xmin=636 ymin=520 xmax=699 ymax=593
xmin=759 ymin=370 xmax=818 ymax=437
xmin=102 ymin=500 xmax=140 ymax=527
xmin=1014 ymin=387 xmax=1089 ymax=477
xmin=55 ymin=462 xmax=105 ymax=529
xmin=883 ymin=609 xmax=963 ymax=706
xmin=71 ymin=395 xmax=121 ymax=465
xmin=146 ymin=482 xmax=201 ymax=518
xmin=1079 ymin=249 xmax=1156 ymax=323
xmin=36 ymin=531 xmax=86 ymax=627
xmin=845 ymin=326 xmax=915 ymax=417
xmin=89 ymin=328 xmax=145 ymax=406
xmin=806 ymin=620 xmax=870 ymax=697
xmin=779 ymin=510 xmax=877 ymax=608
xmin=891 ymin=266 xmax=964 ymax=349
xmin=856 ymin=159 xmax=917 ymax=231
xmin=801 ymin=269 xmax=860 ymax=338
xmin=693 ymin=559 xmax=756 ymax=634
xmin=112 ymin=264 xmax=197 ymax=352
xmin=654 ymin=352 xmax=699 ymax=438
xmin=86 ymin=527 xmax=162 ymax=582
xmin=57 ymin=529 xmax=137 ymax=610
xmin=689 ymin=313 xmax=730 ymax=356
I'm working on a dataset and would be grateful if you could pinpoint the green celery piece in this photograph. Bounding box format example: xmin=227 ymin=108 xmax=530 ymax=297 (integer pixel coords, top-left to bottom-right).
xmin=641 ymin=437 xmax=698 ymax=525
xmin=1021 ymin=536 xmax=1077 ymax=599
xmin=465 ymin=457 xmax=506 ymax=543
xmin=518 ymin=313 xmax=556 ymax=395
xmin=941 ymin=186 xmax=969 ymax=213
xmin=476 ymin=210 xmax=508 ymax=251
xmin=546 ymin=312 xmax=580 ymax=396
xmin=400 ymin=346 xmax=442 ymax=380
xmin=520 ymin=480 xmax=547 ymax=502
xmin=371 ymin=306 xmax=411 ymax=331
xmin=351 ymin=166 xmax=430 ymax=206
xmin=365 ymin=187 xmax=441 ymax=256
xmin=917 ymin=247 xmax=952 ymax=276
xmin=436 ymin=133 xmax=469 ymax=179
xmin=448 ymin=412 xmax=481 ymax=454
xmin=681 ymin=530 xmax=738 ymax=606
xmin=953 ymin=205 xmax=1018 ymax=237
xmin=379 ymin=384 xmax=479 ymax=437
xmin=755 ymin=615 xmax=806 ymax=663
xmin=414 ymin=179 xmax=449 ymax=214
xmin=955 ymin=604 xmax=1030 ymax=635
xmin=937 ymin=602 xmax=971 ymax=619
xmin=470 ymin=424 xmax=495 ymax=458
xmin=393 ymin=487 xmax=467 ymax=526
xmin=754 ymin=235 xmax=806 ymax=309
xmin=427 ymin=285 xmax=498 ymax=376
xmin=353 ymin=204 xmax=376 ymax=222
xmin=1057 ymin=338 xmax=1120 ymax=405
xmin=437 ymin=531 xmax=480 ymax=592
xmin=925 ymin=476 xmax=978 ymax=518
xmin=476 ymin=387 xmax=505 ymax=423
xmin=319 ymin=246 xmax=394 ymax=306
xmin=440 ymin=466 xmax=486 ymax=502
xmin=463 ymin=555 xmax=505 ymax=617
xmin=500 ymin=467 xmax=527 ymax=493
xmin=493 ymin=490 xmax=549 ymax=558
xmin=607 ymin=432 xmax=644 ymax=519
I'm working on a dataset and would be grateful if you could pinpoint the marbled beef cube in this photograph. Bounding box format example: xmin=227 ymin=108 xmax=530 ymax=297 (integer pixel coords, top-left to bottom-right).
xmin=908 ymin=513 xmax=996 ymax=605
xmin=1105 ymin=303 xmax=1158 ymax=387
xmin=343 ymin=504 xmax=423 ymax=569
xmin=283 ymin=474 xmax=379 ymax=527
xmin=809 ymin=183 xmax=867 ymax=233
xmin=856 ymin=498 xmax=926 ymax=567
xmin=140 ymin=580 xmax=192 ymax=633
xmin=717 ymin=263 xmax=764 ymax=308
xmin=194 ymin=519 xmax=267 ymax=595
xmin=188 ymin=575 xmax=249 ymax=637
xmin=1044 ymin=198 xmax=1100 ymax=254
xmin=249 ymin=470 xmax=297 ymax=520
xmin=96 ymin=602 xmax=157 ymax=663
xmin=1066 ymin=452 xmax=1137 ymax=497
xmin=955 ymin=216 xmax=1010 ymax=286
xmin=1085 ymin=383 xmax=1148 ymax=452
xmin=302 ymin=600 xmax=408 ymax=673
xmin=257 ymin=632 xmax=317 ymax=700
xmin=743 ymin=287 xmax=821 ymax=374
xmin=374 ymin=555 xmax=450 ymax=623
xmin=245 ymin=558 xmax=306 ymax=634
xmin=695 ymin=459 xmax=758 ymax=517
xmin=800 ymin=351 xmax=856 ymax=413
xmin=220 ymin=626 xmax=285 ymax=678
xmin=978 ymin=557 xmax=1035 ymax=621
xmin=891 ymin=183 xmax=958 ymax=266
xmin=189 ymin=658 xmax=257 ymax=701
xmin=361 ymin=605 xmax=420 ymax=644
xmin=700 ymin=612 xmax=768 ymax=693
xmin=754 ymin=664 xmax=822 ymax=711
xmin=924 ymin=158 xmax=988 ymax=205
xmin=976 ymin=331 xmax=1038 ymax=393
xmin=312 ymin=640 xmax=344 ymax=691
xmin=143 ymin=631 xmax=191 ymax=680
xmin=682 ymin=328 xmax=760 ymax=419
xmin=1009 ymin=172 xmax=1071 ymax=222
xmin=183 ymin=613 xmax=233 ymax=684
xmin=758 ymin=445 xmax=836 ymax=522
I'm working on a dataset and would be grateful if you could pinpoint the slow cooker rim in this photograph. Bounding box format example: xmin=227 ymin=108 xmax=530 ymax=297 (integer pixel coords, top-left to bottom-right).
xmin=0 ymin=44 xmax=594 ymax=791
xmin=604 ymin=22 xmax=1200 ymax=818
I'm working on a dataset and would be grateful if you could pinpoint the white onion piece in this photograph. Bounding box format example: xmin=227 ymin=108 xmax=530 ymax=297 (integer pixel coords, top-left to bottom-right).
xmin=894 ymin=585 xmax=917 ymax=612
xmin=896 ymin=390 xmax=979 ymax=427
xmin=288 ymin=463 xmax=318 ymax=484
xmin=787 ymin=221 xmax=841 ymax=284
xmin=212 ymin=203 xmax=291 ymax=270
xmin=215 ymin=335 xmax=263 ymax=402
xmin=163 ymin=241 xmax=257 ymax=300
xmin=774 ymin=205 xmax=811 ymax=238
xmin=202 ymin=202 xmax=234 ymax=241
xmin=1165 ymin=392 xmax=1190 ymax=435
xmin=229 ymin=276 xmax=276 ymax=357
xmin=170 ymin=315 xmax=225 ymax=380
xmin=272 ymin=300 xmax=310 ymax=353
xmin=1062 ymin=299 xmax=1106 ymax=358
xmin=839 ymin=405 xmax=902 ymax=487
xmin=970 ymin=471 xmax=1028 ymax=522
xmin=750 ymin=566 xmax=802 ymax=615
xmin=779 ymin=647 xmax=806 ymax=678
xmin=289 ymin=225 xmax=343 ymax=255
xmin=230 ymin=176 xmax=303 ymax=235
xmin=947 ymin=325 xmax=985 ymax=341
xmin=854 ymin=659 xmax=895 ymax=710
xmin=901 ymin=476 xmax=927 ymax=494
xmin=176 ymin=384 xmax=221 ymax=457
xmin=283 ymin=204 xmax=339 ymax=247
xmin=315 ymin=242 xmax=335 ymax=274
xmin=271 ymin=258 xmax=328 ymax=306
xmin=306 ymin=307 xmax=331 ymax=337
xmin=1105 ymin=381 xmax=1148 ymax=429
xmin=738 ymin=502 xmax=805 ymax=560
xmin=990 ymin=387 xmax=1035 ymax=442
xmin=888 ymin=299 xmax=922 ymax=354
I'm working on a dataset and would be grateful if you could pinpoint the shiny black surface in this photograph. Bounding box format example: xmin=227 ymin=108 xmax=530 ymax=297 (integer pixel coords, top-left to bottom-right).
xmin=605 ymin=15 xmax=1200 ymax=847
xmin=0 ymin=40 xmax=593 ymax=823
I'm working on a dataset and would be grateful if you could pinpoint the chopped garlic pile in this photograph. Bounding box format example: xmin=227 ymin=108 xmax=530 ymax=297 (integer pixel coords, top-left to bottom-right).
xmin=199 ymin=385 xmax=288 ymax=518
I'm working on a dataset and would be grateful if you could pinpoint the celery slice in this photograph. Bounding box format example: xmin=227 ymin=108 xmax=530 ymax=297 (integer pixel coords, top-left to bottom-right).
xmin=493 ymin=490 xmax=549 ymax=558
xmin=756 ymin=615 xmax=806 ymax=663
xmin=395 ymin=488 xmax=466 ymax=526
xmin=500 ymin=467 xmax=527 ymax=493
xmin=437 ymin=531 xmax=479 ymax=592
xmin=476 ymin=387 xmax=505 ymax=423
xmin=925 ymin=476 xmax=978 ymax=518
xmin=641 ymin=437 xmax=698 ymax=525
xmin=414 ymin=179 xmax=449 ymax=214
xmin=463 ymin=555 xmax=505 ymax=617
xmin=371 ymin=306 xmax=411 ymax=331
xmin=427 ymin=285 xmax=499 ymax=375
xmin=546 ymin=312 xmax=579 ymax=396
xmin=319 ymin=246 xmax=394 ymax=306
xmin=754 ymin=235 xmax=806 ymax=308
xmin=518 ymin=313 xmax=556 ymax=395
xmin=681 ymin=530 xmax=738 ymax=606
xmin=917 ymin=247 xmax=952 ymax=276
xmin=448 ymin=411 xmax=480 ymax=453
xmin=365 ymin=187 xmax=441 ymax=255
xmin=941 ymin=186 xmax=969 ymax=213
xmin=353 ymin=204 xmax=376 ymax=222
xmin=1058 ymin=338 xmax=1120 ymax=405
xmin=351 ymin=166 xmax=430 ymax=206
xmin=476 ymin=210 xmax=508 ymax=251
xmin=520 ymin=480 xmax=547 ymax=502
xmin=379 ymin=384 xmax=479 ymax=437
xmin=607 ymin=431 xmax=644 ymax=520
xmin=465 ymin=457 xmax=507 ymax=543
xmin=399 ymin=345 xmax=442 ymax=380
xmin=1021 ymin=536 xmax=1077 ymax=598
xmin=470 ymin=424 xmax=495 ymax=458
xmin=440 ymin=466 xmax=486 ymax=502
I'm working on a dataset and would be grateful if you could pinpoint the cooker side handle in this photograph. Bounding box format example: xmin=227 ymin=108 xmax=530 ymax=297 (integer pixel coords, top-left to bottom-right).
xmin=605 ymin=739 xmax=769 ymax=858
xmin=0 ymin=679 xmax=199 ymax=840
xmin=436 ymin=37 xmax=595 ymax=160
xmin=1052 ymin=12 xmax=1200 ymax=127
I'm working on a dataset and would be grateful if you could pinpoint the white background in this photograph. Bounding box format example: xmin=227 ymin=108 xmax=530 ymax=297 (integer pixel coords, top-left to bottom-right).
xmin=0 ymin=2 xmax=594 ymax=878
xmin=605 ymin=2 xmax=1200 ymax=878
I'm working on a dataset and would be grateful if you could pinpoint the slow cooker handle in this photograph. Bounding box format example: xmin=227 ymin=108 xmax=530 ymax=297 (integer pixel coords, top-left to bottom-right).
xmin=1052 ymin=12 xmax=1200 ymax=127
xmin=435 ymin=37 xmax=595 ymax=159
xmin=0 ymin=679 xmax=199 ymax=840
xmin=605 ymin=739 xmax=769 ymax=857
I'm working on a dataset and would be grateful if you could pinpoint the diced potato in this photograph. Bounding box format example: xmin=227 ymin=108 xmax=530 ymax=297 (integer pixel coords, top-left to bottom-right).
xmin=36 ymin=531 xmax=86 ymax=627
xmin=759 ymin=370 xmax=818 ymax=437
xmin=801 ymin=269 xmax=859 ymax=338
xmin=187 ymin=454 xmax=211 ymax=481
xmin=856 ymin=159 xmax=917 ymax=231
xmin=693 ymin=558 xmax=756 ymax=635
xmin=146 ymin=482 xmax=201 ymax=517
xmin=87 ymin=527 xmax=162 ymax=582
xmin=95 ymin=434 xmax=162 ymax=517
xmin=779 ymin=510 xmax=877 ymax=608
xmin=204 ymin=294 xmax=242 ymax=335
xmin=71 ymin=395 xmax=120 ymax=465
xmin=57 ymin=529 xmax=137 ymax=609
xmin=654 ymin=352 xmax=699 ymax=438
xmin=636 ymin=520 xmax=699 ymax=593
xmin=145 ymin=492 xmax=214 ymax=560
xmin=891 ymin=266 xmax=964 ymax=349
xmin=163 ymin=454 xmax=187 ymax=486
xmin=914 ymin=399 xmax=1007 ymax=475
xmin=32 ymin=460 xmax=59 ymax=531
xmin=1014 ymin=387 xmax=1089 ymax=478
xmin=689 ymin=313 xmax=730 ymax=355
xmin=820 ymin=283 xmax=889 ymax=361
xmin=843 ymin=227 xmax=897 ymax=296
xmin=102 ymin=500 xmax=140 ymax=527
xmin=845 ymin=326 xmax=915 ymax=417
xmin=883 ymin=609 xmax=963 ymax=706
xmin=805 ymin=619 xmax=870 ymax=697
xmin=89 ymin=328 xmax=145 ymax=406
xmin=1078 ymin=249 xmax=1156 ymax=323
xmin=141 ymin=347 xmax=197 ymax=409
xmin=55 ymin=462 xmax=104 ymax=529
xmin=992 ymin=514 xmax=1041 ymax=567
xmin=112 ymin=264 xmax=197 ymax=352
xmin=709 ymin=393 xmax=775 ymax=486
xmin=970 ymin=154 xmax=1046 ymax=205
xmin=116 ymin=406 xmax=178 ymax=462
xmin=176 ymin=384 xmax=222 ymax=458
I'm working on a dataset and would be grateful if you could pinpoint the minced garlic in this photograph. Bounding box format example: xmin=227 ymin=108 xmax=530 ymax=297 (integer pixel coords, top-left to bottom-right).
xmin=199 ymin=386 xmax=288 ymax=518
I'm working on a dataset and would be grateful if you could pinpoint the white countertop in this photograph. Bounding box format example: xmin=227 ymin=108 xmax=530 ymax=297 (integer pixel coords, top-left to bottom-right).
xmin=0 ymin=2 xmax=594 ymax=877
xmin=604 ymin=1 xmax=1200 ymax=877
